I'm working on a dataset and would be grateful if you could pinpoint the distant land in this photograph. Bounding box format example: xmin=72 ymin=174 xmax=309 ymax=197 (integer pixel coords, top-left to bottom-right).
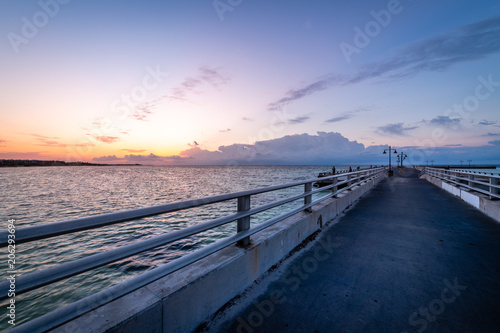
xmin=0 ymin=159 xmax=142 ymax=167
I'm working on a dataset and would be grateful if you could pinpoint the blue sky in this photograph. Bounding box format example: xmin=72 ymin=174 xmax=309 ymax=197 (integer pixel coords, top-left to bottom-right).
xmin=1 ymin=0 xmax=500 ymax=165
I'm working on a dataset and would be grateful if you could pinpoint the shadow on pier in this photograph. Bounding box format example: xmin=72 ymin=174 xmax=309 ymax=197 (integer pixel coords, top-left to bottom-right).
xmin=216 ymin=167 xmax=500 ymax=332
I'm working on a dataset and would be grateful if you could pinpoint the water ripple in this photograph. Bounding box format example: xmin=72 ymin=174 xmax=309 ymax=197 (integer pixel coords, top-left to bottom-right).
xmin=0 ymin=165 xmax=347 ymax=328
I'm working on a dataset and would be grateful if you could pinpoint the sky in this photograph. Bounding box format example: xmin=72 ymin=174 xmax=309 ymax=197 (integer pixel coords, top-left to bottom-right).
xmin=1 ymin=0 xmax=500 ymax=165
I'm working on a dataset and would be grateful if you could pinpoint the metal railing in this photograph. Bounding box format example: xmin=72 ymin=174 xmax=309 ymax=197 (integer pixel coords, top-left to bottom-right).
xmin=0 ymin=167 xmax=385 ymax=332
xmin=421 ymin=167 xmax=500 ymax=200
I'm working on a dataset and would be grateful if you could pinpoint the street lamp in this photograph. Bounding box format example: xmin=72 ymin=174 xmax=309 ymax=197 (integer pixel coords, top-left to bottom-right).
xmin=467 ymin=159 xmax=472 ymax=167
xmin=430 ymin=160 xmax=434 ymax=166
xmin=460 ymin=160 xmax=464 ymax=167
xmin=383 ymin=146 xmax=397 ymax=176
xmin=397 ymin=151 xmax=408 ymax=168
xmin=426 ymin=160 xmax=429 ymax=166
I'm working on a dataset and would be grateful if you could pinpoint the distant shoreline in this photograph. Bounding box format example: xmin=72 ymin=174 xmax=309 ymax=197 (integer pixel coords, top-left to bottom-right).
xmin=0 ymin=159 xmax=141 ymax=167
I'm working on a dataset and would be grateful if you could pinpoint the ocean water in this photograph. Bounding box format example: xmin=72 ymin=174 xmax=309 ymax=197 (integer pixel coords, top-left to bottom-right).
xmin=450 ymin=167 xmax=500 ymax=175
xmin=0 ymin=165 xmax=352 ymax=329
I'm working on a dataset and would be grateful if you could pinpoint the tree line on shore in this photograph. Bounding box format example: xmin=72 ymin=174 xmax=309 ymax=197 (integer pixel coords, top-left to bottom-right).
xmin=0 ymin=159 xmax=141 ymax=167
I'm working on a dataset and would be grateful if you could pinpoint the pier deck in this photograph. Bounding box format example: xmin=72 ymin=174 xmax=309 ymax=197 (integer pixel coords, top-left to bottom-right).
xmin=219 ymin=168 xmax=500 ymax=332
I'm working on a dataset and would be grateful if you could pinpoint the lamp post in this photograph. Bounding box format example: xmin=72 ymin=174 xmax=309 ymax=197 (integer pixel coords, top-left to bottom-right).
xmin=460 ymin=160 xmax=464 ymax=167
xmin=397 ymin=151 xmax=408 ymax=168
xmin=383 ymin=146 xmax=397 ymax=176
xmin=467 ymin=159 xmax=472 ymax=167
xmin=430 ymin=160 xmax=434 ymax=166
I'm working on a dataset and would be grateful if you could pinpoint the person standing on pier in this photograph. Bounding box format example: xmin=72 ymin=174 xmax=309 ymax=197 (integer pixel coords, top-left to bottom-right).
xmin=332 ymin=166 xmax=336 ymax=174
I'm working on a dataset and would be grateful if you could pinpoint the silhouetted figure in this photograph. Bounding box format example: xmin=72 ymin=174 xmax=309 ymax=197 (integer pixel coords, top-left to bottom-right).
xmin=332 ymin=166 xmax=336 ymax=174
xmin=349 ymin=166 xmax=352 ymax=172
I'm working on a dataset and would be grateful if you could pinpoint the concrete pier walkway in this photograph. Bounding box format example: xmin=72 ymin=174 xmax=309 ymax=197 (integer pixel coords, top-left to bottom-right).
xmin=216 ymin=168 xmax=500 ymax=332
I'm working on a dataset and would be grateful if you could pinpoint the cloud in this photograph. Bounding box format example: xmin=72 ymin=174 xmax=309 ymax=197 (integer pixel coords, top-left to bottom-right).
xmin=73 ymin=143 xmax=95 ymax=147
xmin=169 ymin=66 xmax=230 ymax=101
xmin=288 ymin=116 xmax=311 ymax=124
xmin=268 ymin=74 xmax=342 ymax=111
xmin=188 ymin=141 xmax=199 ymax=148
xmin=92 ymin=153 xmax=190 ymax=164
xmin=198 ymin=66 xmax=231 ymax=88
xmin=131 ymin=66 xmax=230 ymax=121
xmin=242 ymin=117 xmax=254 ymax=121
xmin=122 ymin=149 xmax=146 ymax=153
xmin=91 ymin=131 xmax=500 ymax=165
xmin=109 ymin=132 xmax=366 ymax=165
xmin=35 ymin=140 xmax=67 ymax=147
xmin=93 ymin=155 xmax=122 ymax=162
xmin=220 ymin=128 xmax=231 ymax=133
xmin=123 ymin=153 xmax=165 ymax=161
xmin=28 ymin=133 xmax=59 ymax=139
xmin=27 ymin=133 xmax=66 ymax=147
xmin=444 ymin=144 xmax=463 ymax=147
xmin=91 ymin=118 xmax=104 ymax=127
xmin=482 ymin=133 xmax=500 ymax=137
xmin=25 ymin=133 xmax=94 ymax=148
xmin=0 ymin=151 xmax=50 ymax=159
xmin=325 ymin=107 xmax=370 ymax=124
xmin=377 ymin=123 xmax=419 ymax=136
xmin=131 ymin=103 xmax=154 ymax=121
xmin=89 ymin=118 xmax=128 ymax=132
xmin=85 ymin=119 xmax=129 ymax=143
xmin=92 ymin=153 xmax=192 ymax=164
xmin=326 ymin=115 xmax=352 ymax=123
xmin=96 ymin=136 xmax=120 ymax=144
xmin=429 ymin=116 xmax=461 ymax=126
xmin=268 ymin=16 xmax=500 ymax=110
xmin=275 ymin=115 xmax=312 ymax=126
xmin=478 ymin=120 xmax=498 ymax=126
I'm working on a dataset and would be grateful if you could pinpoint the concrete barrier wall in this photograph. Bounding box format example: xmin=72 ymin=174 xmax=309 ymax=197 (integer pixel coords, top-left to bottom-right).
xmin=421 ymin=175 xmax=500 ymax=223
xmin=52 ymin=175 xmax=384 ymax=333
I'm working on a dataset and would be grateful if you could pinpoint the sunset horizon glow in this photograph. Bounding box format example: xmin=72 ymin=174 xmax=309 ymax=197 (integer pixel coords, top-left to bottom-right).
xmin=1 ymin=0 xmax=500 ymax=165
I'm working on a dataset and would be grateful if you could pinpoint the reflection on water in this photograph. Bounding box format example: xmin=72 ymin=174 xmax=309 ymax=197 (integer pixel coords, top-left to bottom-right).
xmin=0 ymin=165 xmax=353 ymax=328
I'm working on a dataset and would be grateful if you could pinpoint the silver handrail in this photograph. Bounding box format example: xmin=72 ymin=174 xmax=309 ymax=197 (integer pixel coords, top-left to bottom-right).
xmin=421 ymin=167 xmax=500 ymax=199
xmin=2 ymin=167 xmax=385 ymax=332
xmin=0 ymin=169 xmax=372 ymax=246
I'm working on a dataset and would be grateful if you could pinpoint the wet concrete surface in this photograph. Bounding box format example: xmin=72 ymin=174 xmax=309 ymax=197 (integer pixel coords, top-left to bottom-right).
xmin=220 ymin=168 xmax=500 ymax=332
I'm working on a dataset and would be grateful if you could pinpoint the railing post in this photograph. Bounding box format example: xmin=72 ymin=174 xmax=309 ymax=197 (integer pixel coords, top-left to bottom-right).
xmin=332 ymin=177 xmax=338 ymax=198
xmin=347 ymin=174 xmax=352 ymax=189
xmin=468 ymin=174 xmax=475 ymax=188
xmin=237 ymin=195 xmax=251 ymax=247
xmin=490 ymin=177 xmax=499 ymax=200
xmin=304 ymin=182 xmax=312 ymax=212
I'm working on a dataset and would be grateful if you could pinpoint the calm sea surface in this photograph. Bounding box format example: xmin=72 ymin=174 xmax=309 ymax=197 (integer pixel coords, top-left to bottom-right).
xmin=0 ymin=165 xmax=353 ymax=329
xmin=450 ymin=167 xmax=500 ymax=174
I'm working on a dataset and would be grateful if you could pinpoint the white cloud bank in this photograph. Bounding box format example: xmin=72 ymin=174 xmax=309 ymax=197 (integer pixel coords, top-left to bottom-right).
xmin=92 ymin=132 xmax=500 ymax=165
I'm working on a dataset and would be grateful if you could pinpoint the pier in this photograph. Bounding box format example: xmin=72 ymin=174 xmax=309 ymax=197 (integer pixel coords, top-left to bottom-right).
xmin=1 ymin=167 xmax=499 ymax=332
xmin=214 ymin=168 xmax=500 ymax=332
